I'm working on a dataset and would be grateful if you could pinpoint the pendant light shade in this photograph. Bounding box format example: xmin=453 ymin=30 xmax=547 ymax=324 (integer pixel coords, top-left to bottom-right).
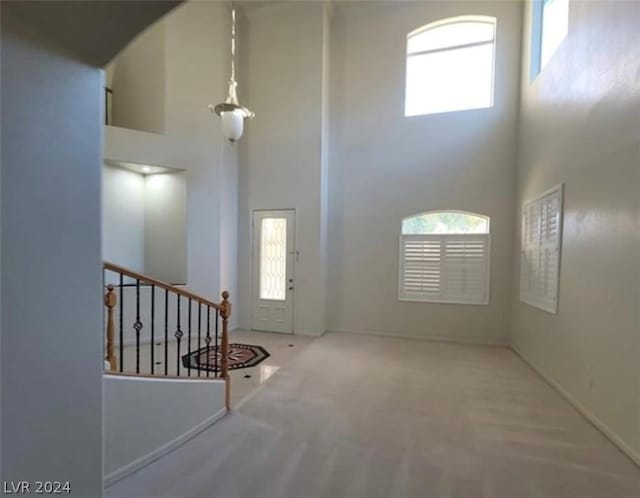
xmin=209 ymin=5 xmax=254 ymax=142
xmin=221 ymin=109 xmax=244 ymax=142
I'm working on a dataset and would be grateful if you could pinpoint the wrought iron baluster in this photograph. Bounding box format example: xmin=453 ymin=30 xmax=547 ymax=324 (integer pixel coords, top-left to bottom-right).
xmin=119 ymin=273 xmax=124 ymax=372
xmin=197 ymin=304 xmax=202 ymax=377
xmin=175 ymin=295 xmax=183 ymax=376
xmin=219 ymin=291 xmax=231 ymax=410
xmin=206 ymin=307 xmax=211 ymax=377
xmin=134 ymin=279 xmax=143 ymax=374
xmin=164 ymin=289 xmax=169 ymax=376
xmin=220 ymin=292 xmax=230 ymax=410
xmin=151 ymin=285 xmax=155 ymax=374
xmin=188 ymin=298 xmax=192 ymax=377
xmin=214 ymin=309 xmax=220 ymax=378
xmin=104 ymin=87 xmax=113 ymax=125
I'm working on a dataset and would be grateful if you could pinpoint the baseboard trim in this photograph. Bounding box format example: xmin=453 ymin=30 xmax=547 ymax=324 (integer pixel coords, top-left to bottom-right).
xmin=104 ymin=408 xmax=227 ymax=487
xmin=230 ymin=327 xmax=326 ymax=337
xmin=510 ymin=345 xmax=640 ymax=468
xmin=327 ymin=328 xmax=509 ymax=347
xmin=294 ymin=329 xmax=326 ymax=337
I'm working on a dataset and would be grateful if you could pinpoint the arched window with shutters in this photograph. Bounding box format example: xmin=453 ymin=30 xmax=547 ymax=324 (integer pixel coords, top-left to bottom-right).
xmin=399 ymin=211 xmax=491 ymax=304
xmin=405 ymin=16 xmax=497 ymax=116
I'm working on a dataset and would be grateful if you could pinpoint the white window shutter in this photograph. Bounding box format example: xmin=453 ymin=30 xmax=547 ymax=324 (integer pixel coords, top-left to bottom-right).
xmin=520 ymin=201 xmax=540 ymax=298
xmin=400 ymin=234 xmax=490 ymax=305
xmin=442 ymin=235 xmax=490 ymax=304
xmin=520 ymin=185 xmax=563 ymax=313
xmin=399 ymin=236 xmax=442 ymax=301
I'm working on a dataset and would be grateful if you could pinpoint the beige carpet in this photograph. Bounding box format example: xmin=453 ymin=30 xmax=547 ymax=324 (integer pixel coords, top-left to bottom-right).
xmin=107 ymin=332 xmax=640 ymax=498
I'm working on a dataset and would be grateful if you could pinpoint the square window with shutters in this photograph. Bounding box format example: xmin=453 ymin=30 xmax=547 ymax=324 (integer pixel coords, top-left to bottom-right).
xmin=520 ymin=185 xmax=563 ymax=313
xmin=399 ymin=234 xmax=491 ymax=305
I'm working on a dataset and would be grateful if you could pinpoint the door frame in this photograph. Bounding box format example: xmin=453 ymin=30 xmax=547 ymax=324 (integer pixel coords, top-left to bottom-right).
xmin=251 ymin=208 xmax=296 ymax=333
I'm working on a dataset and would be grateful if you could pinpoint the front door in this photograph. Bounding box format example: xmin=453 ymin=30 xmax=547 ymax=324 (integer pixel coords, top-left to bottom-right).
xmin=252 ymin=210 xmax=295 ymax=333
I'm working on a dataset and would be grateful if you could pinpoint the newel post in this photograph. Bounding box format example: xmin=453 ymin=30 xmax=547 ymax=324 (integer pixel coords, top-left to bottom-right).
xmin=104 ymin=285 xmax=118 ymax=371
xmin=220 ymin=291 xmax=232 ymax=410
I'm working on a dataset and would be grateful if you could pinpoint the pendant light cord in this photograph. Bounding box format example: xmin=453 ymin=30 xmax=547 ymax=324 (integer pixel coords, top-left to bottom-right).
xmin=230 ymin=4 xmax=236 ymax=84
xmin=210 ymin=0 xmax=253 ymax=120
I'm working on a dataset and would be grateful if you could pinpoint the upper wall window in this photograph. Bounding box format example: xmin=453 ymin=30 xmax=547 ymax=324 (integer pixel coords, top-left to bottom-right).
xmin=530 ymin=0 xmax=570 ymax=79
xmin=405 ymin=16 xmax=496 ymax=117
xmin=399 ymin=211 xmax=491 ymax=305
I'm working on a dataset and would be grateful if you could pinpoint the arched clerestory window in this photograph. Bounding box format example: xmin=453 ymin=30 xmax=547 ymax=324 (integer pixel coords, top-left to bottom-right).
xmin=405 ymin=16 xmax=497 ymax=116
xmin=399 ymin=211 xmax=491 ymax=304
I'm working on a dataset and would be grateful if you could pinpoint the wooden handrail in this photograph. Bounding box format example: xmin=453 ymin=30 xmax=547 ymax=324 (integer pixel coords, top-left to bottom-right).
xmin=104 ymin=261 xmax=222 ymax=311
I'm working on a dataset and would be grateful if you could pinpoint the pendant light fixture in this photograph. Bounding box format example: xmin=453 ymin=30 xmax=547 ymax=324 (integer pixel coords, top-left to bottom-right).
xmin=209 ymin=4 xmax=254 ymax=143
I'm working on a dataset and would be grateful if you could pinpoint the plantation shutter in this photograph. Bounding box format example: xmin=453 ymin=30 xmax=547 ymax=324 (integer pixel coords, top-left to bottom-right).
xmin=399 ymin=234 xmax=490 ymax=304
xmin=399 ymin=237 xmax=443 ymax=301
xmin=520 ymin=185 xmax=563 ymax=313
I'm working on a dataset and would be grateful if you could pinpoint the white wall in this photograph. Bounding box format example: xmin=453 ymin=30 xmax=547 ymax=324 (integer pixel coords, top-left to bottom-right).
xmin=102 ymin=166 xmax=187 ymax=283
xmin=326 ymin=1 xmax=522 ymax=342
xmin=319 ymin=3 xmax=332 ymax=331
xmin=1 ymin=12 xmax=104 ymax=497
xmin=106 ymin=21 xmax=165 ymax=134
xmin=105 ymin=1 xmax=239 ymax=307
xmin=236 ymin=1 xmax=521 ymax=341
xmin=104 ymin=375 xmax=226 ymax=483
xmin=103 ymin=166 xmax=146 ymax=273
xmin=220 ymin=144 xmax=239 ymax=330
xmin=513 ymin=0 xmax=640 ymax=461
xmin=145 ymin=172 xmax=188 ymax=284
xmin=237 ymin=2 xmax=328 ymax=335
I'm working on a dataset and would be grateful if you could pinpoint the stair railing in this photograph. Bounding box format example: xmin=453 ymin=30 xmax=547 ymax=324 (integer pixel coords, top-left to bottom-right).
xmin=103 ymin=262 xmax=231 ymax=409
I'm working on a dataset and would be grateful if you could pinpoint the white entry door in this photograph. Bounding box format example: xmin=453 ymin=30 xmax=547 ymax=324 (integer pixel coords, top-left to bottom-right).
xmin=252 ymin=210 xmax=295 ymax=333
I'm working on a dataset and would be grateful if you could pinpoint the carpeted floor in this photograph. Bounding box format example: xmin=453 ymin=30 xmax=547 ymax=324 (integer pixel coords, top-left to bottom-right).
xmin=107 ymin=332 xmax=640 ymax=498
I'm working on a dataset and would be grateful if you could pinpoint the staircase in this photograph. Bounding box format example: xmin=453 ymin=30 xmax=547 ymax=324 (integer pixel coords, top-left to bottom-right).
xmin=102 ymin=262 xmax=232 ymax=484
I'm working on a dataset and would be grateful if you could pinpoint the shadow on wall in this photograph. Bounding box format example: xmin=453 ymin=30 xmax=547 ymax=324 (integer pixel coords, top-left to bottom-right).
xmin=103 ymin=161 xmax=187 ymax=284
xmin=104 ymin=20 xmax=165 ymax=134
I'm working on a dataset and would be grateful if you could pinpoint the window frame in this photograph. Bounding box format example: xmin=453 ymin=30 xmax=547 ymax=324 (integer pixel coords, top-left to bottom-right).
xmin=529 ymin=0 xmax=544 ymax=80
xmin=530 ymin=0 xmax=569 ymax=81
xmin=398 ymin=211 xmax=491 ymax=305
xmin=401 ymin=209 xmax=491 ymax=235
xmin=405 ymin=16 xmax=497 ymax=117
xmin=519 ymin=184 xmax=564 ymax=313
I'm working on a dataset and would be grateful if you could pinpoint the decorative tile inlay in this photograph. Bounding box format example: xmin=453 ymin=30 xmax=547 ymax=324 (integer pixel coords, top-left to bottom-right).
xmin=182 ymin=343 xmax=270 ymax=373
